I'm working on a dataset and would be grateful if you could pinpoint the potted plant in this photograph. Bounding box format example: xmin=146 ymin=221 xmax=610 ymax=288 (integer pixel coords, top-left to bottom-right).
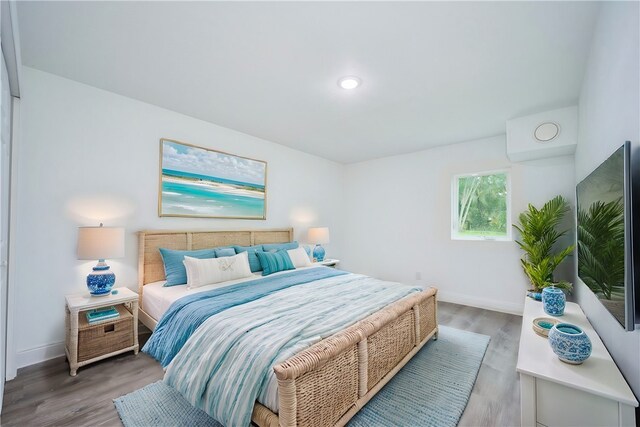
xmin=513 ymin=196 xmax=575 ymax=294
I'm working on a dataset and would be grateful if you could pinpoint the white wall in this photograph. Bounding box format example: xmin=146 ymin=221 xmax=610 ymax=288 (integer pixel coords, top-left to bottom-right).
xmin=342 ymin=135 xmax=575 ymax=314
xmin=575 ymin=1 xmax=640 ymax=398
xmin=12 ymin=67 xmax=345 ymax=368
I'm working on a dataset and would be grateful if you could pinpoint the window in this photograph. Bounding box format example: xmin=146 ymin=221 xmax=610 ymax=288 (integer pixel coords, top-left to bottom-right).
xmin=452 ymin=170 xmax=511 ymax=241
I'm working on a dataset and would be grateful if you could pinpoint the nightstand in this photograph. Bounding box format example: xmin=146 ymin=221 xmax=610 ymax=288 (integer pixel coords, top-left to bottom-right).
xmin=65 ymin=287 xmax=139 ymax=376
xmin=315 ymin=258 xmax=340 ymax=268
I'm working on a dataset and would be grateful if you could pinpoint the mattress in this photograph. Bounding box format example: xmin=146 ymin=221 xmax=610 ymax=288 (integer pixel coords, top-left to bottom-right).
xmin=142 ymin=265 xmax=320 ymax=321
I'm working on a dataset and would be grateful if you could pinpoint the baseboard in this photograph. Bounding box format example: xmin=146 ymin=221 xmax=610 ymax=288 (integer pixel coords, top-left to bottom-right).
xmin=437 ymin=290 xmax=524 ymax=316
xmin=15 ymin=342 xmax=65 ymax=370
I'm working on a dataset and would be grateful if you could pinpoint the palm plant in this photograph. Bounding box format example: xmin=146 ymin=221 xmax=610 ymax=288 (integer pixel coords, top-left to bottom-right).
xmin=577 ymin=199 xmax=625 ymax=299
xmin=513 ymin=196 xmax=574 ymax=292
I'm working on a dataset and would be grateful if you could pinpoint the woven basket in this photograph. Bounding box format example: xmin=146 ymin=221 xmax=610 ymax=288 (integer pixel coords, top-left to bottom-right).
xmin=78 ymin=305 xmax=133 ymax=362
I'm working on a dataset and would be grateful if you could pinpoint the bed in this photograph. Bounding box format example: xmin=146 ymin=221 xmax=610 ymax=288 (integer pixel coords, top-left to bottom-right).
xmin=138 ymin=228 xmax=438 ymax=427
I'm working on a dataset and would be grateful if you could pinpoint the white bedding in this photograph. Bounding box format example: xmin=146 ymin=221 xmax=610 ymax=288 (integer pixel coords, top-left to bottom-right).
xmin=142 ymin=275 xmax=256 ymax=321
xmin=142 ymin=265 xmax=322 ymax=321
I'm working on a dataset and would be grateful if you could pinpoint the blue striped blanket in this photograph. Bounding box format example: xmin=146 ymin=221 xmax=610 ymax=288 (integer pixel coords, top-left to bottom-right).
xmin=143 ymin=267 xmax=347 ymax=367
xmin=162 ymin=270 xmax=422 ymax=427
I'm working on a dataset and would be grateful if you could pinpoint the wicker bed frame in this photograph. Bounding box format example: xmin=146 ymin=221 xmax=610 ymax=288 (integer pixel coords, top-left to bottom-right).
xmin=137 ymin=228 xmax=438 ymax=427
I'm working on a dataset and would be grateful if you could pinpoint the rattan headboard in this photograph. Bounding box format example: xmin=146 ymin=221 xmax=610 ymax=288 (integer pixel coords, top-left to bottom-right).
xmin=137 ymin=228 xmax=293 ymax=292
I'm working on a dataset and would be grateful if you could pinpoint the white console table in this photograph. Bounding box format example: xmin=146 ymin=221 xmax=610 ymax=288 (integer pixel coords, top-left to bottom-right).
xmin=517 ymin=298 xmax=638 ymax=427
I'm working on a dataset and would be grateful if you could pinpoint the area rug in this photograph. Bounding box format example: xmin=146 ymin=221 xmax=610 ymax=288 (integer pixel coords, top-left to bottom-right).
xmin=114 ymin=325 xmax=489 ymax=427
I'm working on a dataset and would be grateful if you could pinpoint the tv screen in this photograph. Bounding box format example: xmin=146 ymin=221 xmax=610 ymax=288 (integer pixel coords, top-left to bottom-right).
xmin=577 ymin=142 xmax=635 ymax=330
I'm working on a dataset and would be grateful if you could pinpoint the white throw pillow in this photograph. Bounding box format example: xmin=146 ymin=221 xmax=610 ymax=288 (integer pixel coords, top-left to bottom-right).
xmin=183 ymin=251 xmax=253 ymax=289
xmin=287 ymin=246 xmax=312 ymax=268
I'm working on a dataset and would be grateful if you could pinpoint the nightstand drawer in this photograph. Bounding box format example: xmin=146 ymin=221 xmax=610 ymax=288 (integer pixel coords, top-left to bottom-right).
xmin=78 ymin=305 xmax=133 ymax=362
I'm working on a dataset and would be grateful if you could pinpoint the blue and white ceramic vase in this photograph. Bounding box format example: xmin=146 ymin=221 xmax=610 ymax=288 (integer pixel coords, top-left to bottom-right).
xmin=542 ymin=286 xmax=565 ymax=316
xmin=548 ymin=323 xmax=592 ymax=364
xmin=87 ymin=260 xmax=116 ymax=296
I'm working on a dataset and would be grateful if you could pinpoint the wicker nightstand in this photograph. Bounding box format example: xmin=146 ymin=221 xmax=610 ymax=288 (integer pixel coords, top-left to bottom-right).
xmin=65 ymin=287 xmax=139 ymax=376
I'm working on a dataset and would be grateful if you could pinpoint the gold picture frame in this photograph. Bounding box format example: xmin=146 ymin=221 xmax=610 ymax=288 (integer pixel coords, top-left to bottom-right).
xmin=158 ymin=139 xmax=267 ymax=219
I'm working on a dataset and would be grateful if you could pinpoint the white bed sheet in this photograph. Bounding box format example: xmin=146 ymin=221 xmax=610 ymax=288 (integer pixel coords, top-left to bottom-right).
xmin=142 ymin=265 xmax=322 ymax=321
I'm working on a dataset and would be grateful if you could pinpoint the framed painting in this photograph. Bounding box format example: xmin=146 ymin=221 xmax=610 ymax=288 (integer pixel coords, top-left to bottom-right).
xmin=159 ymin=139 xmax=267 ymax=219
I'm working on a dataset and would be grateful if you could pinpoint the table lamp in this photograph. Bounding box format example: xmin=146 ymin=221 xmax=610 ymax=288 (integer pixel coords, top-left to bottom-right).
xmin=77 ymin=224 xmax=125 ymax=296
xmin=308 ymin=227 xmax=330 ymax=262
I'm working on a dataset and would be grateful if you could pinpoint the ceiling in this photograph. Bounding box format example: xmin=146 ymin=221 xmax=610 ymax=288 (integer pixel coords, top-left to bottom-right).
xmin=17 ymin=1 xmax=600 ymax=164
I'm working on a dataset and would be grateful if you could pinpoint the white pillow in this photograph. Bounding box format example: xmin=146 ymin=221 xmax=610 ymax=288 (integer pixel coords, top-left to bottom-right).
xmin=287 ymin=246 xmax=311 ymax=268
xmin=183 ymin=251 xmax=253 ymax=289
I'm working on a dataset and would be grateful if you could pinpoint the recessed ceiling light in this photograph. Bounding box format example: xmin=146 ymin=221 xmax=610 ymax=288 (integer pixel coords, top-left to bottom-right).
xmin=338 ymin=76 xmax=361 ymax=90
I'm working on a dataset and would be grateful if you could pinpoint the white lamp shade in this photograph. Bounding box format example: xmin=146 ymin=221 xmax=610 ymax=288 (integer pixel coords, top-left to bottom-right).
xmin=77 ymin=226 xmax=125 ymax=260
xmin=308 ymin=227 xmax=330 ymax=245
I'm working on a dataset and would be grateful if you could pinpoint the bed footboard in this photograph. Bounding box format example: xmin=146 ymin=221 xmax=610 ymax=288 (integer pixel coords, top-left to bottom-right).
xmin=252 ymin=287 xmax=438 ymax=427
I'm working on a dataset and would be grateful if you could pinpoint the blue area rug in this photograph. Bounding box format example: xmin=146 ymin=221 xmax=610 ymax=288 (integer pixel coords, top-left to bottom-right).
xmin=114 ymin=326 xmax=489 ymax=427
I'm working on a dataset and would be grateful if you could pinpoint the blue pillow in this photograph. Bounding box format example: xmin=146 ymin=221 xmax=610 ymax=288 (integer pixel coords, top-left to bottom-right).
xmin=232 ymin=245 xmax=264 ymax=273
xmin=214 ymin=247 xmax=236 ymax=258
xmin=256 ymin=250 xmax=295 ymax=276
xmin=158 ymin=247 xmax=216 ymax=286
xmin=262 ymin=241 xmax=299 ymax=253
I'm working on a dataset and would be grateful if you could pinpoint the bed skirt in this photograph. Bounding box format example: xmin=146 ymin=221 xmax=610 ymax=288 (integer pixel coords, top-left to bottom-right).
xmin=250 ymin=287 xmax=438 ymax=427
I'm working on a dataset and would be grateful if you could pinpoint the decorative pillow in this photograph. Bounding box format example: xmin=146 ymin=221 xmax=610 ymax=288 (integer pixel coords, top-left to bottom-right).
xmin=302 ymin=245 xmax=312 ymax=258
xmin=287 ymin=247 xmax=311 ymax=268
xmin=159 ymin=247 xmax=217 ymax=287
xmin=256 ymin=250 xmax=295 ymax=276
xmin=214 ymin=247 xmax=236 ymax=258
xmin=183 ymin=251 xmax=253 ymax=289
xmin=232 ymin=245 xmax=265 ymax=273
xmin=262 ymin=241 xmax=299 ymax=253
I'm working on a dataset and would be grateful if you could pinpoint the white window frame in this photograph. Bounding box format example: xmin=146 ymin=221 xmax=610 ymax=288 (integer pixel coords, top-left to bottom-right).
xmin=451 ymin=169 xmax=512 ymax=241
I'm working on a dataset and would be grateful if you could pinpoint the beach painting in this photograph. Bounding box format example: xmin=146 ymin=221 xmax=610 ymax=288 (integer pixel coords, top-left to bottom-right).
xmin=159 ymin=139 xmax=267 ymax=219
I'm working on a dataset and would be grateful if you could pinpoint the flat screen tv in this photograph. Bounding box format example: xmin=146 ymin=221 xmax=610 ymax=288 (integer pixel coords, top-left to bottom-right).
xmin=577 ymin=141 xmax=637 ymax=331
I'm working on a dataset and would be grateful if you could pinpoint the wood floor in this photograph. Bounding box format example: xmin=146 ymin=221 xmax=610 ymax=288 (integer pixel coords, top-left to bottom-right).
xmin=0 ymin=302 xmax=522 ymax=427
xmin=439 ymin=302 xmax=522 ymax=427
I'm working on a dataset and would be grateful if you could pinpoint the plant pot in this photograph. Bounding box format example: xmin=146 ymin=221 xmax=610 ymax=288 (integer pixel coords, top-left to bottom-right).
xmin=548 ymin=323 xmax=592 ymax=364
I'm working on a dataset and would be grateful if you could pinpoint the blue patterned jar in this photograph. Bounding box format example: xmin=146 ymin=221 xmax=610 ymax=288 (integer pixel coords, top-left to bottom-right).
xmin=548 ymin=323 xmax=592 ymax=364
xmin=542 ymin=286 xmax=565 ymax=316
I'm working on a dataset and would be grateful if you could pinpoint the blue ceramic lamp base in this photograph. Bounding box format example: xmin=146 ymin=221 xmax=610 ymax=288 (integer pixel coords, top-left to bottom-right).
xmin=313 ymin=244 xmax=326 ymax=262
xmin=87 ymin=259 xmax=116 ymax=296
